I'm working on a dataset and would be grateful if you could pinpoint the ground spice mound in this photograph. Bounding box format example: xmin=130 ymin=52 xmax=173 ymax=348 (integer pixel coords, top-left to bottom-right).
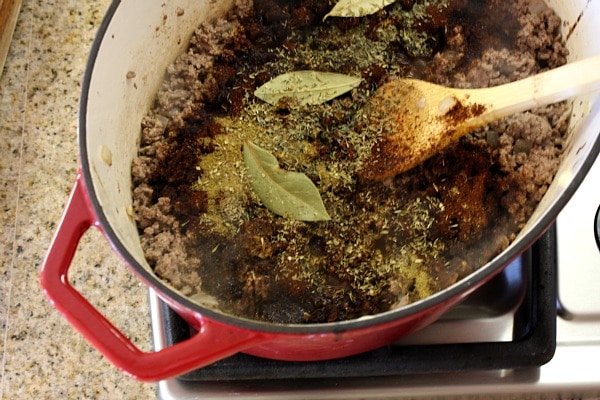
xmin=132 ymin=0 xmax=570 ymax=324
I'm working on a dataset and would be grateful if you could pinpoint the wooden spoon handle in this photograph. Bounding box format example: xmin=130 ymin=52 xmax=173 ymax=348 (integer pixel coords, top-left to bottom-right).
xmin=465 ymin=54 xmax=600 ymax=126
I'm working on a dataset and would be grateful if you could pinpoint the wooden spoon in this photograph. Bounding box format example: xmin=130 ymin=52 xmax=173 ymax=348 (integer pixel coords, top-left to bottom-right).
xmin=360 ymin=55 xmax=600 ymax=180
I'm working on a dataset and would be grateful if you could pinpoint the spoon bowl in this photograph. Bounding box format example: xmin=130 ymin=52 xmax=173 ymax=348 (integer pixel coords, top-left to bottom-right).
xmin=360 ymin=55 xmax=600 ymax=180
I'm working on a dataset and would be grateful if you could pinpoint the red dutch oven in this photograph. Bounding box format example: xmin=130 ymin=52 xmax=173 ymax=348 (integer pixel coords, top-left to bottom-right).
xmin=40 ymin=0 xmax=600 ymax=381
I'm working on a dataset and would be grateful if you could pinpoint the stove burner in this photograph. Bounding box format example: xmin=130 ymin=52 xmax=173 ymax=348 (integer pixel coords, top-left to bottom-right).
xmin=157 ymin=226 xmax=557 ymax=382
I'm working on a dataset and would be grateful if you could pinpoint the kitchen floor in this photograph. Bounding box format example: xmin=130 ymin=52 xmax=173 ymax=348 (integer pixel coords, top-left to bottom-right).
xmin=0 ymin=0 xmax=156 ymax=398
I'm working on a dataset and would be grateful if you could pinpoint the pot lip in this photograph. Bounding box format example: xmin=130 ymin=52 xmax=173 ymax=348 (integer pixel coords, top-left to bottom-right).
xmin=78 ymin=0 xmax=600 ymax=335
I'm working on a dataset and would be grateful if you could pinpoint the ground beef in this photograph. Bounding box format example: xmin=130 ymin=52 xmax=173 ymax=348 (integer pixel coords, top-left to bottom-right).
xmin=132 ymin=0 xmax=570 ymax=324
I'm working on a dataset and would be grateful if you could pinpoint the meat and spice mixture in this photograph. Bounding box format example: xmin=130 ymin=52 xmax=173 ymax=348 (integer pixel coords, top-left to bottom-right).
xmin=132 ymin=0 xmax=570 ymax=324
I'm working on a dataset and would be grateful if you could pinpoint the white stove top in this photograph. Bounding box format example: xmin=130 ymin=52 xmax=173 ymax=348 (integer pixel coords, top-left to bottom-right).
xmin=151 ymin=149 xmax=600 ymax=399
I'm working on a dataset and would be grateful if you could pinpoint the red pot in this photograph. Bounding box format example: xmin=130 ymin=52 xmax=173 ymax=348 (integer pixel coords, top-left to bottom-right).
xmin=40 ymin=0 xmax=600 ymax=382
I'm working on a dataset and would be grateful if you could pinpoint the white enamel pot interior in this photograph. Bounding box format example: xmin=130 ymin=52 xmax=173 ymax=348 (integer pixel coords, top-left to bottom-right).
xmin=41 ymin=0 xmax=600 ymax=381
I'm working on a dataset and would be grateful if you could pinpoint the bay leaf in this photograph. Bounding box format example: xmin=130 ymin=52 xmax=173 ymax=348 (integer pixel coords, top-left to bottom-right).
xmin=254 ymin=70 xmax=362 ymax=106
xmin=243 ymin=141 xmax=331 ymax=222
xmin=323 ymin=0 xmax=397 ymax=20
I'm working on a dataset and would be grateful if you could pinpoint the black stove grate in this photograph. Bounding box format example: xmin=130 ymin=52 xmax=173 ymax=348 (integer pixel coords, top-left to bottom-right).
xmin=158 ymin=225 xmax=556 ymax=382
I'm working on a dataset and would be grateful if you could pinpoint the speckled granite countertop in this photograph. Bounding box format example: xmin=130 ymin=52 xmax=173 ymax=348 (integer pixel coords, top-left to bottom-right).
xmin=0 ymin=0 xmax=156 ymax=398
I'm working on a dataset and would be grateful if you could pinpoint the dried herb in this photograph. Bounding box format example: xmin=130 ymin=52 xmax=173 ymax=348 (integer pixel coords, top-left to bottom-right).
xmin=242 ymin=141 xmax=331 ymax=221
xmin=323 ymin=0 xmax=397 ymax=20
xmin=254 ymin=70 xmax=362 ymax=106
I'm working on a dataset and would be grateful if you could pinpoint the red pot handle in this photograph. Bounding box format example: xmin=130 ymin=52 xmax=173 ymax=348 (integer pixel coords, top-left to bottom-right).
xmin=40 ymin=174 xmax=270 ymax=381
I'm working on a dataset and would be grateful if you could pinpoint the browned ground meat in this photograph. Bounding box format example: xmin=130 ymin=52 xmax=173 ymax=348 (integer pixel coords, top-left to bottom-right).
xmin=132 ymin=0 xmax=570 ymax=323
